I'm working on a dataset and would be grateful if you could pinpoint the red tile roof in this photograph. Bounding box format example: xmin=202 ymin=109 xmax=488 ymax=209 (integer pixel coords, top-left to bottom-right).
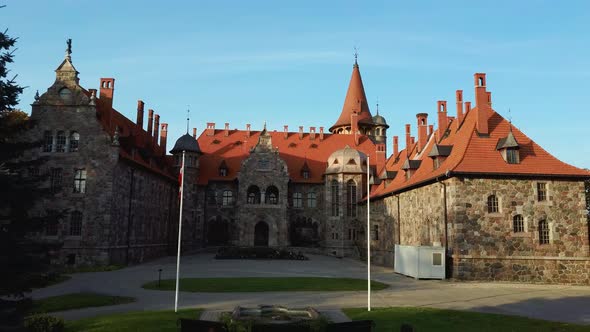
xmin=371 ymin=105 xmax=590 ymax=200
xmin=196 ymin=129 xmax=384 ymax=185
xmin=331 ymin=63 xmax=374 ymax=131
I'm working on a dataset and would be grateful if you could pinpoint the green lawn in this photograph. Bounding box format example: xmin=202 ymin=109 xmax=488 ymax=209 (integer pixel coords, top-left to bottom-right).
xmin=65 ymin=309 xmax=201 ymax=332
xmin=344 ymin=307 xmax=589 ymax=332
xmin=142 ymin=277 xmax=389 ymax=292
xmin=31 ymin=293 xmax=136 ymax=314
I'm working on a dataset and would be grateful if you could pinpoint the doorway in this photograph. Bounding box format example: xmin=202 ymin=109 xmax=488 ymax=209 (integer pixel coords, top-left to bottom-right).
xmin=254 ymin=221 xmax=269 ymax=246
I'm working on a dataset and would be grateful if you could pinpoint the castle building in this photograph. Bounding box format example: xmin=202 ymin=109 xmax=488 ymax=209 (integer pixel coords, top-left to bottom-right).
xmin=29 ymin=42 xmax=589 ymax=284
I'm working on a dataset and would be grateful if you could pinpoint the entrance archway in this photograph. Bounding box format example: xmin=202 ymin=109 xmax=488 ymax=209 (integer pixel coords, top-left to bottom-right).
xmin=254 ymin=221 xmax=269 ymax=246
xmin=207 ymin=216 xmax=229 ymax=246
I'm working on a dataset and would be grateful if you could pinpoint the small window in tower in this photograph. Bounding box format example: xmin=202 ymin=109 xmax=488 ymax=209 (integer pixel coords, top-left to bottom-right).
xmin=347 ymin=159 xmax=357 ymax=165
xmin=479 ymin=77 xmax=484 ymax=86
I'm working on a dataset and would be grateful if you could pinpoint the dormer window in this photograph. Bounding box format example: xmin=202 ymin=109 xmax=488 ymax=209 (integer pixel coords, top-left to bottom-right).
xmin=218 ymin=160 xmax=228 ymax=177
xmin=302 ymin=170 xmax=310 ymax=179
xmin=401 ymin=160 xmax=421 ymax=180
xmin=428 ymin=144 xmax=453 ymax=170
xmin=496 ymin=130 xmax=520 ymax=164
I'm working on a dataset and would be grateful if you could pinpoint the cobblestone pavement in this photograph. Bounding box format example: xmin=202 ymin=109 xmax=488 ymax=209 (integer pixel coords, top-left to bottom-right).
xmin=32 ymin=253 xmax=590 ymax=325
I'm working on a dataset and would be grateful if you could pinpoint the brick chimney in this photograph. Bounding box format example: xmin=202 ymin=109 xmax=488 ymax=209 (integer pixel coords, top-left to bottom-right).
xmin=192 ymin=128 xmax=197 ymax=138
xmin=437 ymin=101 xmax=448 ymax=140
xmin=474 ymin=73 xmax=489 ymax=135
xmin=147 ymin=109 xmax=154 ymax=137
xmin=416 ymin=113 xmax=428 ymax=152
xmin=405 ymin=124 xmax=411 ymax=156
xmin=160 ymin=123 xmax=168 ymax=154
xmin=456 ymin=90 xmax=464 ymax=125
xmin=224 ymin=123 xmax=230 ymax=137
xmin=393 ymin=136 xmax=399 ymax=157
xmin=99 ymin=78 xmax=115 ymax=110
xmin=465 ymin=101 xmax=471 ymax=114
xmin=284 ymin=125 xmax=288 ymax=139
xmin=428 ymin=124 xmax=434 ymax=137
xmin=246 ymin=124 xmax=251 ymax=138
xmin=153 ymin=114 xmax=160 ymax=146
xmin=376 ymin=143 xmax=386 ymax=167
xmin=206 ymin=123 xmax=215 ymax=136
xmin=351 ymin=113 xmax=359 ymax=136
xmin=310 ymin=127 xmax=316 ymax=140
xmin=299 ymin=126 xmax=304 ymax=140
xmin=136 ymin=100 xmax=144 ymax=129
xmin=319 ymin=127 xmax=324 ymax=141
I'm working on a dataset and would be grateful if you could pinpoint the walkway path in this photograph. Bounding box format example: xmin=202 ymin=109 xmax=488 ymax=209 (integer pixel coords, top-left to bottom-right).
xmin=32 ymin=254 xmax=590 ymax=325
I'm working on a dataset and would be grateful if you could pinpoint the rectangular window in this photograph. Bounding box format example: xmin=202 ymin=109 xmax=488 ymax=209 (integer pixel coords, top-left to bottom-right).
xmin=293 ymin=192 xmax=303 ymax=208
xmin=50 ymin=168 xmax=63 ymax=193
xmin=222 ymin=190 xmax=233 ymax=206
xmin=537 ymin=182 xmax=547 ymax=202
xmin=70 ymin=211 xmax=83 ymax=236
xmin=331 ymin=181 xmax=339 ymax=216
xmin=506 ymin=149 xmax=519 ymax=164
xmin=73 ymin=169 xmax=87 ymax=193
xmin=432 ymin=253 xmax=442 ymax=266
xmin=307 ymin=192 xmax=317 ymax=208
xmin=56 ymin=131 xmax=66 ymax=152
xmin=513 ymin=215 xmax=525 ymax=233
xmin=539 ymin=220 xmax=550 ymax=245
xmin=43 ymin=131 xmax=53 ymax=152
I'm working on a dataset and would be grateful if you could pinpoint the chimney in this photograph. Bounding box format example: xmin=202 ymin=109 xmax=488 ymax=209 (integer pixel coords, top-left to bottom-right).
xmin=310 ymin=127 xmax=316 ymax=140
xmin=224 ymin=122 xmax=230 ymax=137
xmin=192 ymin=128 xmax=197 ymax=138
xmin=474 ymin=73 xmax=489 ymax=135
xmin=351 ymin=113 xmax=359 ymax=136
xmin=153 ymin=114 xmax=160 ymax=146
xmin=160 ymin=123 xmax=168 ymax=154
xmin=456 ymin=90 xmax=464 ymax=125
xmin=319 ymin=127 xmax=324 ymax=141
xmin=376 ymin=143 xmax=386 ymax=167
xmin=428 ymin=124 xmax=434 ymax=137
xmin=405 ymin=124 xmax=411 ymax=156
xmin=465 ymin=101 xmax=471 ymax=114
xmin=299 ymin=126 xmax=304 ymax=140
xmin=206 ymin=122 xmax=215 ymax=136
xmin=393 ymin=136 xmax=399 ymax=157
xmin=246 ymin=124 xmax=251 ymax=138
xmin=136 ymin=100 xmax=144 ymax=129
xmin=99 ymin=78 xmax=115 ymax=110
xmin=411 ymin=137 xmax=416 ymax=145
xmin=147 ymin=109 xmax=154 ymax=137
xmin=284 ymin=125 xmax=288 ymax=139
xmin=416 ymin=113 xmax=428 ymax=152
xmin=437 ymin=101 xmax=448 ymax=140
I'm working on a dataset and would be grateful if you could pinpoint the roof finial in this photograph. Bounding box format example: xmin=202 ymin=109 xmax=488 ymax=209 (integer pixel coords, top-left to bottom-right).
xmin=66 ymin=38 xmax=72 ymax=61
xmin=353 ymin=46 xmax=359 ymax=66
xmin=508 ymin=108 xmax=513 ymax=132
xmin=376 ymin=97 xmax=380 ymax=116
xmin=186 ymin=106 xmax=190 ymax=134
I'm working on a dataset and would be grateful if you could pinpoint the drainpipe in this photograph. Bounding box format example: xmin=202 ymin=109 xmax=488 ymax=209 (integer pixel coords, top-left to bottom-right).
xmin=396 ymin=195 xmax=401 ymax=245
xmin=125 ymin=168 xmax=135 ymax=265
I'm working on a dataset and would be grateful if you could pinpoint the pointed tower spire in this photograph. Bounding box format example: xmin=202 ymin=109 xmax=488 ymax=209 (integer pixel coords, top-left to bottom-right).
xmin=55 ymin=39 xmax=79 ymax=84
xmin=330 ymin=54 xmax=373 ymax=133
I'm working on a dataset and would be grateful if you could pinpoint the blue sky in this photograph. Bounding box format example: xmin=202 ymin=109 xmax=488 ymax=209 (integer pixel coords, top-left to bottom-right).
xmin=4 ymin=1 xmax=590 ymax=168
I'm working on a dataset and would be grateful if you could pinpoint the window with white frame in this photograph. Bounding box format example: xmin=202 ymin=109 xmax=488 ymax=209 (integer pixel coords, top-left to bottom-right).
xmin=513 ymin=215 xmax=524 ymax=233
xmin=73 ymin=169 xmax=87 ymax=193
xmin=222 ymin=190 xmax=233 ymax=206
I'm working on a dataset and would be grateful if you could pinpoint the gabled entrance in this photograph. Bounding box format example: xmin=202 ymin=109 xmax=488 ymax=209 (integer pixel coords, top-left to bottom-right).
xmin=254 ymin=221 xmax=269 ymax=246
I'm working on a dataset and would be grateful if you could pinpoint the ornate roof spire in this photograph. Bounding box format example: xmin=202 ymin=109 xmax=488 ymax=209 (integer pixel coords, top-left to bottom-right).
xmin=330 ymin=54 xmax=373 ymax=133
xmin=66 ymin=38 xmax=72 ymax=61
xmin=55 ymin=38 xmax=79 ymax=83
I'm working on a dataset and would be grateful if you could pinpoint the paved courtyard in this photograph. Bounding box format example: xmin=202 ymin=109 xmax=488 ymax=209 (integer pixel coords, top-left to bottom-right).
xmin=32 ymin=253 xmax=590 ymax=325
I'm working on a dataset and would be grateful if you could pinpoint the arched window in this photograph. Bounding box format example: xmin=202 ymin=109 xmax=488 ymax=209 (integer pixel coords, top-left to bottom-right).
xmin=43 ymin=131 xmax=53 ymax=152
xmin=538 ymin=220 xmax=550 ymax=244
xmin=70 ymin=211 xmax=83 ymax=236
xmin=487 ymin=195 xmax=498 ymax=213
xmin=56 ymin=131 xmax=66 ymax=152
xmin=331 ymin=180 xmax=339 ymax=216
xmin=222 ymin=190 xmax=233 ymax=206
xmin=266 ymin=185 xmax=279 ymax=204
xmin=247 ymin=185 xmax=260 ymax=204
xmin=513 ymin=215 xmax=524 ymax=233
xmin=69 ymin=131 xmax=80 ymax=152
xmin=346 ymin=179 xmax=357 ymax=217
xmin=307 ymin=191 xmax=317 ymax=208
xmin=292 ymin=192 xmax=302 ymax=208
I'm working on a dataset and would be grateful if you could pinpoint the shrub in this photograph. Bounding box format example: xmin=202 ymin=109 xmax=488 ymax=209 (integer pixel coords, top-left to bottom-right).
xmin=215 ymin=247 xmax=308 ymax=260
xmin=24 ymin=314 xmax=64 ymax=332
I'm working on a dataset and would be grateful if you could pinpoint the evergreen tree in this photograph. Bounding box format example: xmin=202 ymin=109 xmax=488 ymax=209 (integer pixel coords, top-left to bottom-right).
xmin=0 ymin=18 xmax=61 ymax=304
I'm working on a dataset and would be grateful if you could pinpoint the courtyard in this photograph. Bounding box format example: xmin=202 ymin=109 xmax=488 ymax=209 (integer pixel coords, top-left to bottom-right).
xmin=32 ymin=253 xmax=590 ymax=325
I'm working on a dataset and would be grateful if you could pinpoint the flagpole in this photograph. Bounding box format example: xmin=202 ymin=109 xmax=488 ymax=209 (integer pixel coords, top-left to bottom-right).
xmin=367 ymin=155 xmax=371 ymax=311
xmin=174 ymin=150 xmax=186 ymax=313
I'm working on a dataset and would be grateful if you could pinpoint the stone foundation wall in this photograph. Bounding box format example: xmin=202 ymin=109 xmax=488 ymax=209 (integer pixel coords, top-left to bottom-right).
xmin=454 ymin=255 xmax=590 ymax=285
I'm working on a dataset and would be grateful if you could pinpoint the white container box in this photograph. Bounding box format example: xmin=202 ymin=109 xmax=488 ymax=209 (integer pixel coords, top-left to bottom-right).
xmin=394 ymin=245 xmax=446 ymax=280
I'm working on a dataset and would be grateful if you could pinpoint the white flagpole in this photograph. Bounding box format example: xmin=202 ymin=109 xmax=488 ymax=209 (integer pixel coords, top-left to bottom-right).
xmin=174 ymin=150 xmax=186 ymax=313
xmin=367 ymin=155 xmax=371 ymax=311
